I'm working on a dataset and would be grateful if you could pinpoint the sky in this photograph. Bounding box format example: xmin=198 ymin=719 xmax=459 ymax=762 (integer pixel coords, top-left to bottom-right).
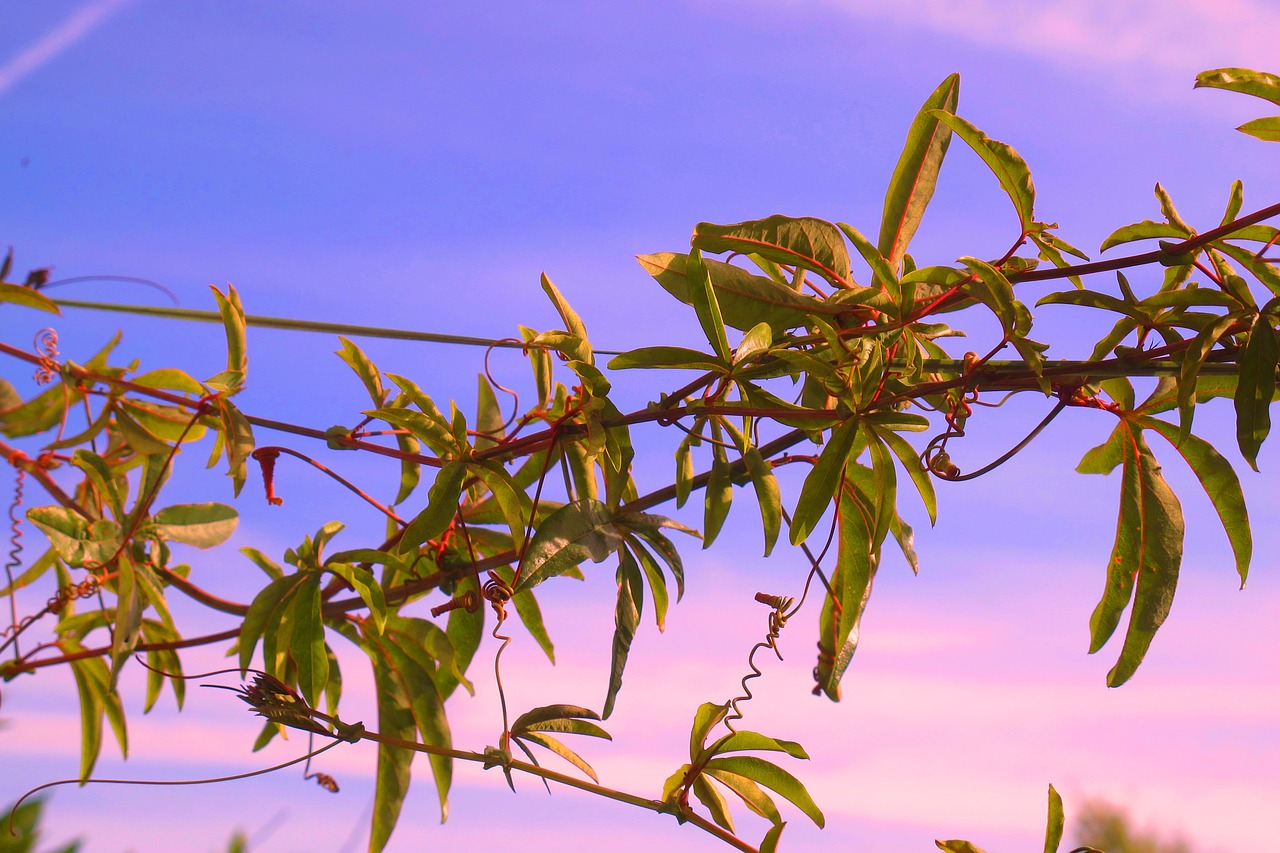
xmin=1 ymin=2 xmax=1279 ymax=852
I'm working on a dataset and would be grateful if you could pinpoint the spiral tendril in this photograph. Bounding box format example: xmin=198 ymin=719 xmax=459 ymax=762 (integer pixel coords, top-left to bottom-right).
xmin=724 ymin=592 xmax=793 ymax=733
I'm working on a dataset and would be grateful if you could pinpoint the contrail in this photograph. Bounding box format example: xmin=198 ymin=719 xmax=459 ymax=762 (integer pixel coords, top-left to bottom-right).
xmin=0 ymin=0 xmax=134 ymax=98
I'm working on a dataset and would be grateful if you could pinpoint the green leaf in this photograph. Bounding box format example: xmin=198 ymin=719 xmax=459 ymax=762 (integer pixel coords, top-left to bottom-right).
xmin=706 ymin=730 xmax=809 ymax=761
xmin=839 ymin=222 xmax=899 ymax=297
xmin=686 ymin=248 xmax=733 ymax=362
xmin=1234 ymin=314 xmax=1277 ymax=470
xmin=960 ymin=256 xmax=1018 ymax=334
xmin=705 ymin=767 xmax=782 ymax=824
xmin=147 ymin=503 xmax=238 ymax=548
xmin=692 ymin=774 xmax=735 ymax=832
xmin=212 ymin=397 xmax=255 ymax=496
xmin=1177 ymin=314 xmax=1239 ymax=441
xmin=396 ymin=459 xmax=466 ymax=556
xmin=1087 ymin=426 xmax=1184 ymax=687
xmin=936 ymin=842 xmax=990 ymax=853
xmin=931 ymin=112 xmax=1034 ymax=230
xmin=744 ymin=447 xmax=782 ymax=556
xmin=511 ymin=586 xmax=555 ymax=663
xmin=879 ymin=73 xmax=960 ymax=270
xmin=1237 ymin=115 xmax=1280 ymax=142
xmin=324 ymin=562 xmax=388 ymax=633
xmin=515 ymin=499 xmax=625 ymax=592
xmin=702 ymin=757 xmax=824 ymax=828
xmin=604 ymin=548 xmax=642 ymax=719
xmin=689 ymin=702 xmax=730 ymax=760
xmin=637 ymin=252 xmax=822 ymax=334
xmin=870 ymin=422 xmax=936 ymax=525
xmin=210 ymin=284 xmax=247 ymax=387
xmin=0 ymin=282 xmax=60 ymax=313
xmin=376 ymin=625 xmax=452 ymax=822
xmin=368 ymin=652 xmax=416 ymax=853
xmin=541 ymin=273 xmax=592 ymax=362
xmin=814 ymin=474 xmax=879 ymax=700
xmin=1195 ymin=67 xmax=1280 ymax=108
xmin=1138 ymin=416 xmax=1251 ymax=587
xmin=26 ymin=507 xmax=120 ymax=568
xmin=1100 ymin=219 xmax=1188 ymax=252
xmin=288 ymin=574 xmax=328 ymax=708
xmin=336 ymin=336 xmax=386 ymax=405
xmin=607 ymin=346 xmax=725 ymax=372
xmin=760 ymin=821 xmax=787 ymax=853
xmin=692 ymin=215 xmax=854 ymax=290
xmin=790 ymin=418 xmax=860 ymax=546
xmin=703 ymin=441 xmax=732 ymax=548
xmin=1044 ymin=784 xmax=1064 ymax=853
xmin=238 ymin=574 xmax=300 ymax=674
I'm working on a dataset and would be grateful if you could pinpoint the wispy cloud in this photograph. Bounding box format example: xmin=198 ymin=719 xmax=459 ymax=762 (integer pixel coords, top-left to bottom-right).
xmin=812 ymin=0 xmax=1280 ymax=77
xmin=0 ymin=0 xmax=133 ymax=98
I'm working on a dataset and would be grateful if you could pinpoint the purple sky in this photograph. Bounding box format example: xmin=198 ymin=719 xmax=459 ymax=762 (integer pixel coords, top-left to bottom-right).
xmin=2 ymin=2 xmax=1279 ymax=851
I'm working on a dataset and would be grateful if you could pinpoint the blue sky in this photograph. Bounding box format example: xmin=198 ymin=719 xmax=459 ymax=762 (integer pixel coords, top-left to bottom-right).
xmin=2 ymin=2 xmax=1279 ymax=851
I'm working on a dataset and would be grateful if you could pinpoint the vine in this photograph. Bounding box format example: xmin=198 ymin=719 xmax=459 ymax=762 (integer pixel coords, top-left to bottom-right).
xmin=3 ymin=66 xmax=1280 ymax=852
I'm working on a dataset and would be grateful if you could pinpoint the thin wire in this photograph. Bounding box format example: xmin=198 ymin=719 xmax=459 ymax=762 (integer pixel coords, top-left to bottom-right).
xmin=54 ymin=299 xmax=625 ymax=355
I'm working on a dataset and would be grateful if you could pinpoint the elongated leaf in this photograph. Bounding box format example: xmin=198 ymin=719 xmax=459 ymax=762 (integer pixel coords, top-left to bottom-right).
xmin=814 ymin=476 xmax=878 ymax=700
xmin=1235 ymin=314 xmax=1278 ymax=470
xmin=692 ymin=216 xmax=854 ymax=290
xmin=1178 ymin=314 xmax=1239 ymax=441
xmin=1087 ymin=425 xmax=1184 ymax=686
xmin=870 ymin=423 xmax=936 ymax=524
xmin=705 ymin=767 xmax=782 ymax=824
xmin=1139 ymin=416 xmax=1251 ymax=586
xmin=604 ymin=548 xmax=642 ymax=718
xmin=0 ymin=281 xmax=60 ymax=313
xmin=693 ymin=774 xmax=735 ymax=832
xmin=703 ymin=442 xmax=732 ymax=548
xmin=706 ymin=731 xmax=809 ymax=761
xmin=960 ymin=257 xmax=1018 ymax=334
xmin=702 ymin=757 xmax=824 ymax=828
xmin=238 ymin=574 xmax=301 ymax=673
xmin=839 ymin=222 xmax=899 ymax=298
xmin=397 ymin=459 xmax=466 ymax=555
xmin=689 ymin=702 xmax=729 ymax=761
xmin=760 ymin=822 xmax=787 ymax=853
xmin=607 ymin=346 xmax=726 ymax=372
xmin=879 ymin=73 xmax=960 ymax=269
xmin=377 ymin=629 xmax=452 ymax=822
xmin=936 ymin=842 xmax=990 ymax=853
xmin=637 ymin=252 xmax=824 ymax=333
xmin=210 ymin=284 xmax=247 ymax=387
xmin=336 ymin=336 xmax=386 ymax=405
xmin=324 ymin=562 xmax=387 ymax=633
xmin=368 ymin=652 xmax=416 ymax=853
xmin=515 ymin=499 xmax=625 ymax=592
xmin=789 ymin=418 xmax=860 ymax=546
xmin=932 ymin=113 xmax=1034 ymax=230
xmin=512 ymin=587 xmax=555 ymax=663
xmin=744 ymin=447 xmax=781 ymax=555
xmin=1237 ymin=115 xmax=1280 ymax=142
xmin=686 ymin=248 xmax=733 ymax=362
xmin=289 ymin=574 xmax=328 ymax=708
xmin=1195 ymin=67 xmax=1280 ymax=107
xmin=1044 ymin=784 xmax=1064 ymax=853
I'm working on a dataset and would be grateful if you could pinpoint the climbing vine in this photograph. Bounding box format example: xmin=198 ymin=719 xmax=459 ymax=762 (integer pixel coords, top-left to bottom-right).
xmin=3 ymin=66 xmax=1280 ymax=852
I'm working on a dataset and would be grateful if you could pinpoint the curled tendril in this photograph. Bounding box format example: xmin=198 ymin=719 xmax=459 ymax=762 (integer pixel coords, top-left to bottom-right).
xmin=32 ymin=328 xmax=58 ymax=385
xmin=724 ymin=592 xmax=794 ymax=733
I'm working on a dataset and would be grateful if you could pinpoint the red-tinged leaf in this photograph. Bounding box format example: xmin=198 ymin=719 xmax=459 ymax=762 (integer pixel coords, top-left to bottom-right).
xmin=701 ymin=756 xmax=825 ymax=828
xmin=692 ymin=215 xmax=854 ymax=290
xmin=1138 ymin=416 xmax=1251 ymax=587
xmin=1234 ymin=314 xmax=1278 ymax=470
xmin=636 ymin=252 xmax=827 ymax=333
xmin=878 ymin=74 xmax=960 ymax=270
